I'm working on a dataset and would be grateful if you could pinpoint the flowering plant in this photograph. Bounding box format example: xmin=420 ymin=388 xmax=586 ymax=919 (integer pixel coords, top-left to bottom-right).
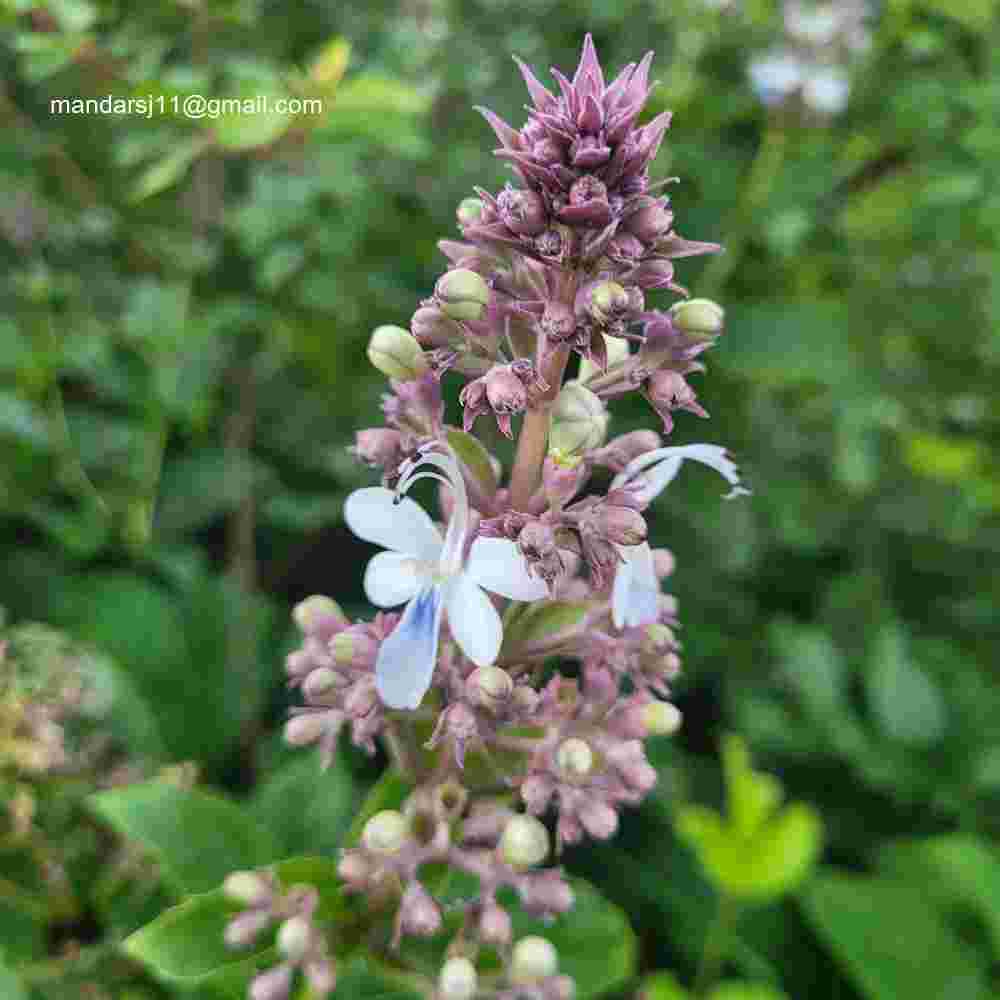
xmin=146 ymin=36 xmax=747 ymax=1000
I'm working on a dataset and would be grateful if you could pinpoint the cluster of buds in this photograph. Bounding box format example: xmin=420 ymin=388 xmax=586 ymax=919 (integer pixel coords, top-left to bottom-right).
xmin=244 ymin=36 xmax=749 ymax=1000
xmin=749 ymin=0 xmax=872 ymax=116
xmin=223 ymin=871 xmax=335 ymax=999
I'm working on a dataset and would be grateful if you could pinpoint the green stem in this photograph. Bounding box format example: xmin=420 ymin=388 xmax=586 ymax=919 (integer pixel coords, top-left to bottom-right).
xmin=698 ymin=125 xmax=788 ymax=300
xmin=694 ymin=892 xmax=740 ymax=997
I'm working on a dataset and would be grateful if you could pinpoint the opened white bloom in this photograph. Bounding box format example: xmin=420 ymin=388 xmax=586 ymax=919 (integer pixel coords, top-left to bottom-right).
xmin=344 ymin=444 xmax=548 ymax=710
xmin=610 ymin=445 xmax=750 ymax=630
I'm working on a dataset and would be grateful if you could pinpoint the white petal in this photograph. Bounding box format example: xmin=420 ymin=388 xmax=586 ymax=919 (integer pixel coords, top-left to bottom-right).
xmin=612 ymin=444 xmax=750 ymax=505
xmin=363 ymin=551 xmax=426 ymax=608
xmin=444 ymin=575 xmax=503 ymax=667
xmin=375 ymin=587 xmax=443 ymax=710
xmin=612 ymin=542 xmax=660 ymax=630
xmin=465 ymin=537 xmax=550 ymax=602
xmin=344 ymin=487 xmax=442 ymax=560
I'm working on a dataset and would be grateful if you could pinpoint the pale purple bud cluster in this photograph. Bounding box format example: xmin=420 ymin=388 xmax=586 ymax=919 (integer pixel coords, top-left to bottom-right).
xmin=284 ymin=602 xmax=400 ymax=760
xmin=223 ymin=873 xmax=335 ymax=999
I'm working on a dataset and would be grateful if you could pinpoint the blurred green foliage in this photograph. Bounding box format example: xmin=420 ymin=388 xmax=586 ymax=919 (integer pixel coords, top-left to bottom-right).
xmin=0 ymin=0 xmax=998 ymax=997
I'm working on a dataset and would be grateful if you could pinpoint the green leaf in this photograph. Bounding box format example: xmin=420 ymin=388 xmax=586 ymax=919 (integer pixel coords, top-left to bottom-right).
xmin=921 ymin=0 xmax=993 ymax=33
xmin=878 ymin=835 xmax=1000 ymax=955
xmin=129 ymin=137 xmax=208 ymax=203
xmin=676 ymin=737 xmax=823 ymax=901
xmin=250 ymin=750 xmax=358 ymax=855
xmin=446 ymin=427 xmax=498 ymax=497
xmin=212 ymin=86 xmax=294 ymax=151
xmin=89 ymin=781 xmax=280 ymax=894
xmin=332 ymin=75 xmax=430 ymax=115
xmin=866 ymin=625 xmax=946 ymax=746
xmin=800 ymin=871 xmax=991 ymax=1000
xmin=639 ymin=970 xmax=690 ymax=1000
xmin=332 ymin=956 xmax=423 ymax=998
xmin=124 ymin=857 xmax=344 ymax=997
xmin=716 ymin=302 xmax=853 ymax=387
xmin=710 ymin=985 xmax=789 ymax=1000
xmin=501 ymin=601 xmax=589 ymax=652
xmin=0 ymin=960 xmax=27 ymax=1000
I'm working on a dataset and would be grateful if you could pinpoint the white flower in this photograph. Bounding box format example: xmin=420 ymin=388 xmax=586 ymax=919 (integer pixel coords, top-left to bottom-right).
xmin=749 ymin=50 xmax=804 ymax=106
xmin=802 ymin=66 xmax=850 ymax=115
xmin=609 ymin=445 xmax=750 ymax=630
xmin=344 ymin=444 xmax=548 ymax=710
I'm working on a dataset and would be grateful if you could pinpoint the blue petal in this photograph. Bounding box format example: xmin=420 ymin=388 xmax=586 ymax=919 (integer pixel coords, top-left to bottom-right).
xmin=375 ymin=587 xmax=443 ymax=710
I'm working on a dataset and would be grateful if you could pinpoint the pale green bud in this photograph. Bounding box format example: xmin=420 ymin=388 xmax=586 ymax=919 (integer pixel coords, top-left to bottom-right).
xmin=223 ymin=871 xmax=271 ymax=907
xmin=556 ymin=737 xmax=594 ymax=778
xmin=292 ymin=595 xmax=345 ymax=634
xmin=550 ymin=381 xmax=608 ymax=456
xmin=457 ymin=197 xmax=485 ymax=227
xmin=642 ymin=700 xmax=683 ymax=736
xmin=510 ymin=936 xmax=558 ymax=983
xmin=439 ymin=956 xmax=478 ymax=1000
xmin=500 ymin=814 xmax=550 ymax=870
xmin=436 ymin=268 xmax=491 ymax=322
xmin=669 ymin=298 xmax=725 ymax=341
xmin=367 ymin=325 xmax=429 ymax=380
xmin=361 ymin=810 xmax=409 ymax=855
xmin=277 ymin=915 xmax=311 ymax=961
xmin=466 ymin=665 xmax=513 ymax=713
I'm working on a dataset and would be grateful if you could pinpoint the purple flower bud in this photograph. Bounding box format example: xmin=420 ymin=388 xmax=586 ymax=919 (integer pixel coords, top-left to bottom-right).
xmin=337 ymin=850 xmax=372 ymax=887
xmin=284 ymin=710 xmax=339 ymax=748
xmin=560 ymin=176 xmax=612 ymax=227
xmin=517 ymin=519 xmax=565 ymax=584
xmin=535 ymin=228 xmax=565 ymax=258
xmin=591 ymin=430 xmax=662 ymax=472
xmin=542 ymin=454 xmax=587 ymax=507
xmin=485 ymin=365 xmax=529 ymax=438
xmin=225 ymin=909 xmax=273 ymax=949
xmin=579 ymin=800 xmax=619 ymax=839
xmin=518 ymin=871 xmax=575 ymax=916
xmin=344 ymin=676 xmax=378 ymax=718
xmin=411 ymin=304 xmax=464 ymax=348
xmin=292 ymin=596 xmax=347 ymax=638
xmin=625 ymin=199 xmax=674 ymax=244
xmin=596 ymin=505 xmax=647 ymax=546
xmin=652 ymin=548 xmax=676 ymax=578
xmin=497 ymin=186 xmax=548 ymax=236
xmin=479 ymin=902 xmax=513 ymax=947
xmin=399 ymin=883 xmax=442 ymax=937
xmin=629 ymin=258 xmax=676 ymax=290
xmin=250 ymin=964 xmax=293 ymax=1000
xmin=532 ymin=137 xmax=564 ymax=165
xmin=549 ymin=974 xmax=577 ymax=1000
xmin=352 ymin=428 xmax=404 ymax=469
xmin=520 ymin=774 xmax=555 ymax=814
xmin=305 ymin=958 xmax=337 ymax=996
xmin=607 ymin=232 xmax=645 ymax=261
xmin=570 ymin=134 xmax=612 ymax=168
xmin=461 ymin=805 xmax=514 ymax=845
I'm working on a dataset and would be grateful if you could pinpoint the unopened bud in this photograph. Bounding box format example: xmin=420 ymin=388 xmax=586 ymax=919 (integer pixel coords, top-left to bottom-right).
xmin=510 ymin=936 xmax=558 ymax=983
xmin=479 ymin=902 xmax=512 ymax=947
xmin=277 ymin=915 xmax=312 ymax=961
xmin=551 ymin=975 xmax=576 ymax=999
xmin=485 ymin=366 xmax=527 ymax=415
xmin=500 ymin=814 xmax=550 ymax=869
xmin=467 ymin=665 xmax=513 ymax=713
xmin=225 ymin=909 xmax=272 ymax=949
xmin=641 ymin=623 xmax=676 ymax=658
xmin=337 ymin=851 xmax=371 ymax=884
xmin=353 ymin=428 xmax=404 ymax=468
xmin=305 ymin=958 xmax=337 ymax=995
xmin=669 ymin=298 xmax=724 ymax=341
xmin=579 ymin=799 xmax=619 ymax=839
xmin=550 ymin=381 xmax=608 ymax=456
xmin=284 ymin=712 xmax=330 ymax=747
xmin=588 ymin=281 xmax=629 ymax=325
xmin=556 ymin=737 xmax=594 ymax=778
xmin=367 ymin=325 xmax=428 ymax=380
xmin=411 ymin=304 xmax=464 ymax=348
xmin=498 ymin=186 xmax=548 ymax=236
xmin=652 ymin=548 xmax=676 ymax=578
xmin=439 ymin=956 xmax=478 ymax=1000
xmin=223 ymin=871 xmax=271 ymax=908
xmin=250 ymin=965 xmax=293 ymax=1000
xmin=543 ymin=452 xmax=587 ymax=507
xmin=399 ymin=883 xmax=442 ymax=937
xmin=436 ymin=268 xmax=490 ymax=322
xmin=362 ymin=810 xmax=409 ymax=855
xmin=624 ymin=199 xmax=674 ymax=244
xmin=457 ymin=197 xmax=485 ymax=227
xmin=597 ymin=505 xmax=647 ymax=546
xmin=303 ymin=667 xmax=347 ymax=701
xmin=642 ymin=700 xmax=682 ymax=736
xmin=433 ymin=779 xmax=468 ymax=821
xmin=292 ymin=596 xmax=345 ymax=636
